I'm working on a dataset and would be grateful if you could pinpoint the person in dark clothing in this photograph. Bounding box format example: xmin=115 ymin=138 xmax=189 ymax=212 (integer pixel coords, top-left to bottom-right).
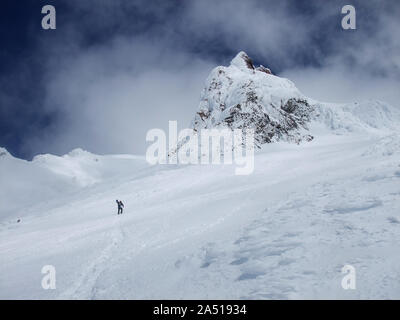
xmin=116 ymin=200 xmax=124 ymax=215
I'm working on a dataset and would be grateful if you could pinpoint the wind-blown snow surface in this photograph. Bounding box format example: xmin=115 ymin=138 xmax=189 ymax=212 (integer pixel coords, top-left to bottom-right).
xmin=1 ymin=126 xmax=400 ymax=299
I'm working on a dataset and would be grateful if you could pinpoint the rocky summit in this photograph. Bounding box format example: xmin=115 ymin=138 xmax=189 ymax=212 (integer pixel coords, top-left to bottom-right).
xmin=191 ymin=51 xmax=314 ymax=147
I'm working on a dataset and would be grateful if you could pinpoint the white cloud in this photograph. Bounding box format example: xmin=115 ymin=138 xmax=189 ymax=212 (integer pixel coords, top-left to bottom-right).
xmin=26 ymin=37 xmax=214 ymax=156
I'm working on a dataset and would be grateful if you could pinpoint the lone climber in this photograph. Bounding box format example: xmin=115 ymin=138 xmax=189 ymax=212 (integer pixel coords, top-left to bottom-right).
xmin=116 ymin=200 xmax=124 ymax=215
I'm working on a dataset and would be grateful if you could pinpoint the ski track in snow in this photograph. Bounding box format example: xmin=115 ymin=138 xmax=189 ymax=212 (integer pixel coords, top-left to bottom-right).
xmin=58 ymin=218 xmax=125 ymax=299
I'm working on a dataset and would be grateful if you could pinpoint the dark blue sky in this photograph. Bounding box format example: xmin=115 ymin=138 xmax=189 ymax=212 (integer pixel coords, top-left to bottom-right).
xmin=0 ymin=0 xmax=398 ymax=159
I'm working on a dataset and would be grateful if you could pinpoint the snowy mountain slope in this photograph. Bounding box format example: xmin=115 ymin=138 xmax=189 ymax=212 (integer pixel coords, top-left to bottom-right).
xmin=1 ymin=52 xmax=400 ymax=299
xmin=0 ymin=148 xmax=148 ymax=221
xmin=1 ymin=132 xmax=400 ymax=299
xmin=311 ymin=100 xmax=400 ymax=135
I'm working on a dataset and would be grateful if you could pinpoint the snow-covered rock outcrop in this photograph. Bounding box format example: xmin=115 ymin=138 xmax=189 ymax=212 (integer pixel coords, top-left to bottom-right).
xmin=0 ymin=147 xmax=10 ymax=158
xmin=190 ymin=51 xmax=400 ymax=147
xmin=191 ymin=51 xmax=314 ymax=146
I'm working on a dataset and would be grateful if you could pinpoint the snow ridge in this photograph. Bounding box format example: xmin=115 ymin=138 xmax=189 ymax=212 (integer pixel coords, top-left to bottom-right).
xmin=0 ymin=147 xmax=10 ymax=158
